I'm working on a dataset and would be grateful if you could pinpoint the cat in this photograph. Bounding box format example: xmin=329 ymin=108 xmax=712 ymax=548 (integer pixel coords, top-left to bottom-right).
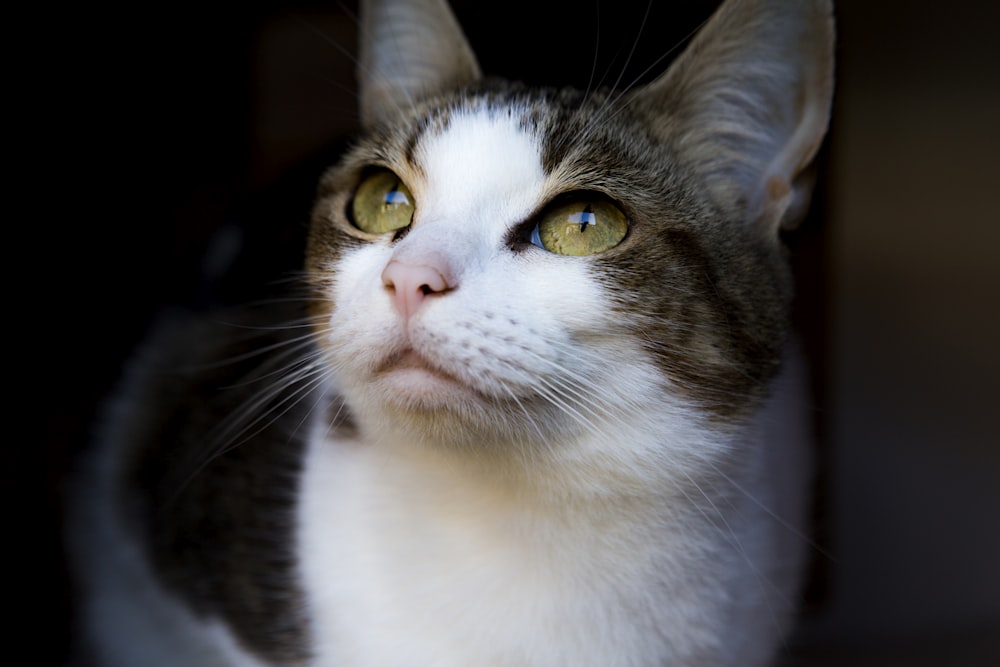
xmin=67 ymin=0 xmax=834 ymax=665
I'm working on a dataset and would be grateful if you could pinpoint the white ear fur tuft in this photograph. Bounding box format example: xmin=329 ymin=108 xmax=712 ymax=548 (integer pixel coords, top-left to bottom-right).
xmin=359 ymin=0 xmax=481 ymax=128
xmin=630 ymin=0 xmax=834 ymax=234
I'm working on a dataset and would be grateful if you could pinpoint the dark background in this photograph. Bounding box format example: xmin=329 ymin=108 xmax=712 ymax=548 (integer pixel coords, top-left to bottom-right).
xmin=19 ymin=1 xmax=1000 ymax=664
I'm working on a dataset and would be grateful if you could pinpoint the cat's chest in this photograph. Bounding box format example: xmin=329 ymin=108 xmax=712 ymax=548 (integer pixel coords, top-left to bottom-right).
xmin=294 ymin=429 xmax=710 ymax=666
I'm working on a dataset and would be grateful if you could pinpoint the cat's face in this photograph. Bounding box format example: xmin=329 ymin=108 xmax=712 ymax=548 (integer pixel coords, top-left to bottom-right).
xmin=306 ymin=87 xmax=786 ymax=449
xmin=304 ymin=0 xmax=832 ymax=451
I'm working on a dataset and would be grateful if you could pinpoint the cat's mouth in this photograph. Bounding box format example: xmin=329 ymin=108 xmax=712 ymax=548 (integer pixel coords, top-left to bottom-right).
xmin=376 ymin=347 xmax=468 ymax=392
xmin=371 ymin=345 xmax=509 ymax=411
xmin=389 ymin=348 xmax=438 ymax=371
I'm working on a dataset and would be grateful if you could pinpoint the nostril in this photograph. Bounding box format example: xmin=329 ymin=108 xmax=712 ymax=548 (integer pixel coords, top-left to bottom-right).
xmin=381 ymin=263 xmax=448 ymax=293
xmin=381 ymin=260 xmax=453 ymax=319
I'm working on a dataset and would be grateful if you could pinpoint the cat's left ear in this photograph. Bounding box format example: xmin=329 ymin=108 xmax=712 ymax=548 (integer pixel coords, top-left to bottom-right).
xmin=629 ymin=0 xmax=834 ymax=235
xmin=358 ymin=0 xmax=481 ymax=128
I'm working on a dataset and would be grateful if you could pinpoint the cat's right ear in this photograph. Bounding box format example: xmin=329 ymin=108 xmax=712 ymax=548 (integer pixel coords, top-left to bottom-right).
xmin=359 ymin=0 xmax=481 ymax=128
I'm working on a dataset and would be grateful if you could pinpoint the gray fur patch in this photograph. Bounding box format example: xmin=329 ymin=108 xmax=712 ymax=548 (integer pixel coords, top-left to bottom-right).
xmin=117 ymin=303 xmax=324 ymax=663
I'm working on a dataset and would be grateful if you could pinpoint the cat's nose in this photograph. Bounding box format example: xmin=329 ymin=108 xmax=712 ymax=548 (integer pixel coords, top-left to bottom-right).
xmin=381 ymin=259 xmax=452 ymax=320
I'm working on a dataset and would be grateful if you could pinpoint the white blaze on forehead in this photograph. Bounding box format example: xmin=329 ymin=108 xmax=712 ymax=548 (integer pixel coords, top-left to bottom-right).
xmin=414 ymin=108 xmax=546 ymax=233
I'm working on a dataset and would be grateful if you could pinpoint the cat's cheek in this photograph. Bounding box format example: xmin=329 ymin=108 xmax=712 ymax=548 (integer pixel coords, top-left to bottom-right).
xmin=525 ymin=257 xmax=622 ymax=335
xmin=318 ymin=247 xmax=401 ymax=369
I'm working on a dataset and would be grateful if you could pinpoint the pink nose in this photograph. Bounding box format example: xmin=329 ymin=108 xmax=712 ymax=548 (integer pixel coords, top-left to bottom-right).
xmin=381 ymin=260 xmax=451 ymax=320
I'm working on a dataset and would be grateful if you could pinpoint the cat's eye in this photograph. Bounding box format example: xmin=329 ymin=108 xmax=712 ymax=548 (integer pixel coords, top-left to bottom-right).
xmin=531 ymin=198 xmax=628 ymax=256
xmin=350 ymin=170 xmax=415 ymax=234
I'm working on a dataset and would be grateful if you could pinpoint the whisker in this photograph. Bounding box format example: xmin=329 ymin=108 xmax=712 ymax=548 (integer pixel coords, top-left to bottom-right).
xmin=169 ymin=358 xmax=331 ymax=502
xmin=603 ymin=0 xmax=654 ymax=98
xmin=711 ymin=463 xmax=837 ymax=563
xmin=674 ymin=469 xmax=793 ymax=628
xmin=498 ymin=383 xmax=549 ymax=445
xmin=573 ymin=12 xmax=710 ymax=145
xmin=552 ymin=8 xmax=709 ymax=166
xmin=509 ymin=342 xmax=647 ymax=437
xmin=579 ymin=0 xmax=602 ymax=104
xmin=171 ymin=328 xmax=319 ymax=373
xmin=291 ymin=10 xmax=364 ymax=110
xmin=218 ymin=339 xmax=324 ymax=389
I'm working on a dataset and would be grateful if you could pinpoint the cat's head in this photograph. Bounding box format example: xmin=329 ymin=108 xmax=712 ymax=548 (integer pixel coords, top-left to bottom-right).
xmin=305 ymin=0 xmax=833 ymax=452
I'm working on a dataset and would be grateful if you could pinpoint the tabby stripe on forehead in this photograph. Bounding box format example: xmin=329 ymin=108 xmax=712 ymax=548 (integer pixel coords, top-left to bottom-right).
xmin=403 ymin=122 xmax=422 ymax=170
xmin=538 ymin=89 xmax=609 ymax=175
xmin=401 ymin=106 xmax=458 ymax=170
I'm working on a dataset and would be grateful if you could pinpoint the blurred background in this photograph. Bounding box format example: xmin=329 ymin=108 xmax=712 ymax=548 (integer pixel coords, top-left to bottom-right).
xmin=21 ymin=0 xmax=999 ymax=664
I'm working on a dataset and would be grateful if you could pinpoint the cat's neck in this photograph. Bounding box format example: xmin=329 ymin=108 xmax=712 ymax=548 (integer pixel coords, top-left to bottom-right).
xmin=297 ymin=382 xmax=779 ymax=667
xmin=321 ymin=385 xmax=740 ymax=508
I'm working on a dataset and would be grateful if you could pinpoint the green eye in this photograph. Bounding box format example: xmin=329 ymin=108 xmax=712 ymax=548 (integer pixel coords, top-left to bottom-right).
xmin=350 ymin=170 xmax=415 ymax=234
xmin=532 ymin=198 xmax=628 ymax=256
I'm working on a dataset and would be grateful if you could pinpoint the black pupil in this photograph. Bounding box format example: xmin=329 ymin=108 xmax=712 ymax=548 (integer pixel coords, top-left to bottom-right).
xmin=579 ymin=205 xmax=594 ymax=233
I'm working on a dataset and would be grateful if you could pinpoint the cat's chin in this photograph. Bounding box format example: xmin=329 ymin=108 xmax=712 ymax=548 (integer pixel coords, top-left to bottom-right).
xmin=372 ymin=348 xmax=484 ymax=410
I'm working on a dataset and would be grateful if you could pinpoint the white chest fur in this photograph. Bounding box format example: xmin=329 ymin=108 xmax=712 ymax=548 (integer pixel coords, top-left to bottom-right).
xmin=298 ymin=432 xmax=695 ymax=666
xmin=295 ymin=346 xmax=811 ymax=667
